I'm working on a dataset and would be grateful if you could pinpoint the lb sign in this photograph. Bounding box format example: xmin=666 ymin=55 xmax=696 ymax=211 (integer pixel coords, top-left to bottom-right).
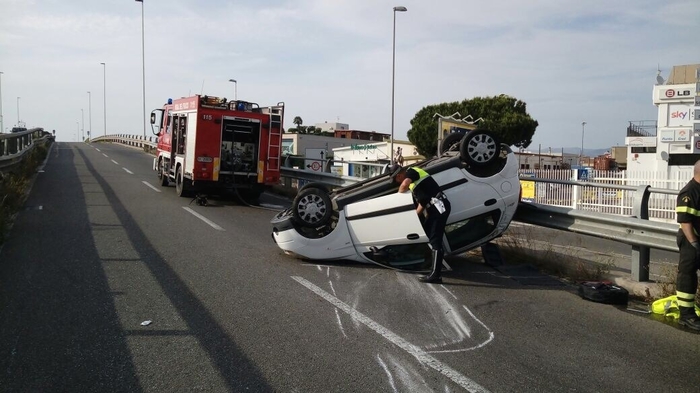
xmin=660 ymin=89 xmax=692 ymax=100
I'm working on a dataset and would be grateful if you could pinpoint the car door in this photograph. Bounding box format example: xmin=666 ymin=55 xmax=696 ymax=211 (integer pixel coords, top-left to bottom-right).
xmin=431 ymin=168 xmax=507 ymax=254
xmin=344 ymin=192 xmax=432 ymax=271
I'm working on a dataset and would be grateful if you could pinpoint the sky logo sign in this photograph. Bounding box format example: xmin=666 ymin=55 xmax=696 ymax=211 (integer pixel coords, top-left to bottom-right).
xmin=671 ymin=111 xmax=688 ymax=119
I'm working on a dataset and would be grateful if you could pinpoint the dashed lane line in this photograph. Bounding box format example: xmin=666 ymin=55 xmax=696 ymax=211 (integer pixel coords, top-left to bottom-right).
xmin=111 ymin=159 xmax=119 ymax=165
xmin=123 ymin=167 xmax=134 ymax=174
xmin=182 ymin=207 xmax=225 ymax=231
xmin=142 ymin=181 xmax=162 ymax=193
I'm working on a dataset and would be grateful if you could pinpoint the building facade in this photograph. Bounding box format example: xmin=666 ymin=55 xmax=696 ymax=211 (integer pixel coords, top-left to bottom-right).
xmin=332 ymin=140 xmax=422 ymax=178
xmin=625 ymin=64 xmax=699 ymax=175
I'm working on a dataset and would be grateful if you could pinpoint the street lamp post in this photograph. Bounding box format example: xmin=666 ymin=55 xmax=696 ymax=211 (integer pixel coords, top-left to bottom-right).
xmin=87 ymin=91 xmax=92 ymax=139
xmin=76 ymin=121 xmax=80 ymax=142
xmin=0 ymin=71 xmax=4 ymax=134
xmin=137 ymin=0 xmax=146 ymax=137
xmin=390 ymin=6 xmax=407 ymax=166
xmin=16 ymin=96 xmax=20 ymax=126
xmin=101 ymin=62 xmax=106 ymax=137
xmin=81 ymin=109 xmax=84 ymax=141
xmin=580 ymin=121 xmax=586 ymax=165
xmin=228 ymin=79 xmax=237 ymax=100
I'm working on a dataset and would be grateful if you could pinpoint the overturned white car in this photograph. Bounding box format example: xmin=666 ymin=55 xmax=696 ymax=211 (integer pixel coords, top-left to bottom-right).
xmin=271 ymin=130 xmax=520 ymax=272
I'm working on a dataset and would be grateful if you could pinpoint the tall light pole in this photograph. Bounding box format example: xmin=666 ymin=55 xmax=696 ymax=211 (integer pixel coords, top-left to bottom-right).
xmin=87 ymin=91 xmax=92 ymax=139
xmin=580 ymin=121 xmax=587 ymax=165
xmin=390 ymin=6 xmax=407 ymax=166
xmin=0 ymin=71 xmax=4 ymax=134
xmin=136 ymin=0 xmax=146 ymax=137
xmin=16 ymin=96 xmax=20 ymax=126
xmin=81 ymin=108 xmax=84 ymax=141
xmin=100 ymin=62 xmax=106 ymax=136
xmin=76 ymin=121 xmax=80 ymax=142
xmin=228 ymin=79 xmax=237 ymax=100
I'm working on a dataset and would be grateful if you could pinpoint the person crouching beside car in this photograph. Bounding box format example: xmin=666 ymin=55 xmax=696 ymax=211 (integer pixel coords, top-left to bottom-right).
xmin=398 ymin=167 xmax=451 ymax=283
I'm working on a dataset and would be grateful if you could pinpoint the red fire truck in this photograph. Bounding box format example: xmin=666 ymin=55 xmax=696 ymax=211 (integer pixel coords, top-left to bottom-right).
xmin=150 ymin=95 xmax=284 ymax=200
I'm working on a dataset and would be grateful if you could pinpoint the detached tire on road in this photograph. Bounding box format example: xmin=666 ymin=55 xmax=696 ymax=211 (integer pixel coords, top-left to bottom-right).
xmin=578 ymin=281 xmax=629 ymax=305
xmin=460 ymin=130 xmax=501 ymax=167
xmin=292 ymin=187 xmax=332 ymax=228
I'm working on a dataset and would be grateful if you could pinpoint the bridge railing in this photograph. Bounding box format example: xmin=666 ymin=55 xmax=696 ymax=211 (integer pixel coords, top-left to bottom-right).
xmin=91 ymin=134 xmax=157 ymax=151
xmin=0 ymin=128 xmax=53 ymax=172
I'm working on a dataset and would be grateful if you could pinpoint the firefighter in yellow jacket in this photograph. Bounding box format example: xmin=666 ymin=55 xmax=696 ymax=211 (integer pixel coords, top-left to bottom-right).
xmin=675 ymin=159 xmax=700 ymax=331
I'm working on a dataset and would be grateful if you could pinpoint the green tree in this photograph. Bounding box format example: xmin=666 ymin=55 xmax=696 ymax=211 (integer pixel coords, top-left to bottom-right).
xmin=293 ymin=116 xmax=303 ymax=131
xmin=406 ymin=95 xmax=538 ymax=157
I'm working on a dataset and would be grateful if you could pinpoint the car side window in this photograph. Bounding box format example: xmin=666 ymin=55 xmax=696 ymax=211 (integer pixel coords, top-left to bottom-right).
xmin=362 ymin=243 xmax=432 ymax=271
xmin=445 ymin=210 xmax=501 ymax=252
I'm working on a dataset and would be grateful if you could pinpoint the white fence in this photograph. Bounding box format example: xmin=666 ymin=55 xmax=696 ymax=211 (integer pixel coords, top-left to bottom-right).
xmin=519 ymin=169 xmax=691 ymax=222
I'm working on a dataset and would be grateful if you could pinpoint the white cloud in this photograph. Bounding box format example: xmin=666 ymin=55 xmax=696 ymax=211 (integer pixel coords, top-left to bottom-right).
xmin=0 ymin=0 xmax=697 ymax=149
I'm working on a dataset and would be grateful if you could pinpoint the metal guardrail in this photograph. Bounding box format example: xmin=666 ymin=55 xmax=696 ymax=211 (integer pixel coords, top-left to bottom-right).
xmin=0 ymin=128 xmax=52 ymax=172
xmin=518 ymin=176 xmax=678 ymax=281
xmin=91 ymin=134 xmax=157 ymax=150
xmin=279 ymin=167 xmax=366 ymax=188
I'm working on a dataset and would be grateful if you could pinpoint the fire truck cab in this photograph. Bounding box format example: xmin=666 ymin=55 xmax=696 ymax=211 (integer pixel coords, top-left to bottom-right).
xmin=151 ymin=95 xmax=284 ymax=201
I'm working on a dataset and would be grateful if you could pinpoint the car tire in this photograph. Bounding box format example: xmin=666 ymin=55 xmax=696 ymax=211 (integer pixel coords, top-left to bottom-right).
xmin=292 ymin=187 xmax=333 ymax=228
xmin=176 ymin=166 xmax=193 ymax=198
xmin=440 ymin=132 xmax=464 ymax=155
xmin=158 ymin=158 xmax=169 ymax=186
xmin=460 ymin=130 xmax=501 ymax=167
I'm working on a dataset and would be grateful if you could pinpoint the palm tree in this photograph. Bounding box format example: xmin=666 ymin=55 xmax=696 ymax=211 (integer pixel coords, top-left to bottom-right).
xmin=293 ymin=116 xmax=303 ymax=131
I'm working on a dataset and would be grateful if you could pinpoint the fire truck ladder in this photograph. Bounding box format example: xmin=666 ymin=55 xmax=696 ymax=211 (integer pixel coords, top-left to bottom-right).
xmin=264 ymin=103 xmax=284 ymax=172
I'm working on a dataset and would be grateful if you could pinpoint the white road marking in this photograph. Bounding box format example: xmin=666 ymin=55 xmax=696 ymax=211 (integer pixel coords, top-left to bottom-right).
xmin=142 ymin=181 xmax=162 ymax=193
xmin=292 ymin=276 xmax=490 ymax=393
xmin=111 ymin=159 xmax=119 ymax=165
xmin=102 ymin=153 xmax=108 ymax=157
xmin=95 ymin=148 xmax=101 ymax=152
xmin=122 ymin=167 xmax=134 ymax=174
xmin=427 ymin=305 xmax=495 ymax=354
xmin=376 ymin=355 xmax=399 ymax=393
xmin=334 ymin=308 xmax=348 ymax=339
xmin=182 ymin=207 xmax=225 ymax=231
xmin=440 ymin=285 xmax=458 ymax=300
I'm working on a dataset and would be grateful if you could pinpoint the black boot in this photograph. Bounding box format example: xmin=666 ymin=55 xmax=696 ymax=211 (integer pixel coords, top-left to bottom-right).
xmin=678 ymin=307 xmax=700 ymax=331
xmin=420 ymin=249 xmax=443 ymax=284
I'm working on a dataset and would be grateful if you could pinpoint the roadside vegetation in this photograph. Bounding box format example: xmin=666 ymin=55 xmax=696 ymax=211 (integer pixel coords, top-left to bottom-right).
xmin=491 ymin=223 xmax=615 ymax=283
xmin=0 ymin=142 xmax=49 ymax=246
xmin=407 ymin=95 xmax=539 ymax=157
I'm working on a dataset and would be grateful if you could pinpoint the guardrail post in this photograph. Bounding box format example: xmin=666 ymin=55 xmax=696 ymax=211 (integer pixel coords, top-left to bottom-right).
xmin=631 ymin=185 xmax=651 ymax=281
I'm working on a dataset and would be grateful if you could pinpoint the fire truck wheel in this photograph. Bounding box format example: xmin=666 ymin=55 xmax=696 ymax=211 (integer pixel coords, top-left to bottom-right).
xmin=158 ymin=159 xmax=169 ymax=186
xmin=292 ymin=187 xmax=332 ymax=228
xmin=440 ymin=132 xmax=464 ymax=155
xmin=460 ymin=130 xmax=501 ymax=167
xmin=176 ymin=166 xmax=193 ymax=197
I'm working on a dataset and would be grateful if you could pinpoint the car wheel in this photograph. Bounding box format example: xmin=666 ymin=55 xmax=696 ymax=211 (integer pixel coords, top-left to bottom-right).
xmin=176 ymin=166 xmax=193 ymax=198
xmin=292 ymin=187 xmax=332 ymax=228
xmin=440 ymin=132 xmax=464 ymax=155
xmin=460 ymin=130 xmax=501 ymax=166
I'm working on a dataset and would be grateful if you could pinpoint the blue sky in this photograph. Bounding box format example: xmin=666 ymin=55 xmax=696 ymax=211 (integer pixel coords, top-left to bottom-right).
xmin=0 ymin=0 xmax=698 ymax=150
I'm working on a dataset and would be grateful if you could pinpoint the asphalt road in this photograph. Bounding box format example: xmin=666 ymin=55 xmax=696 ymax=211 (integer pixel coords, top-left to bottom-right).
xmin=1 ymin=142 xmax=699 ymax=392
